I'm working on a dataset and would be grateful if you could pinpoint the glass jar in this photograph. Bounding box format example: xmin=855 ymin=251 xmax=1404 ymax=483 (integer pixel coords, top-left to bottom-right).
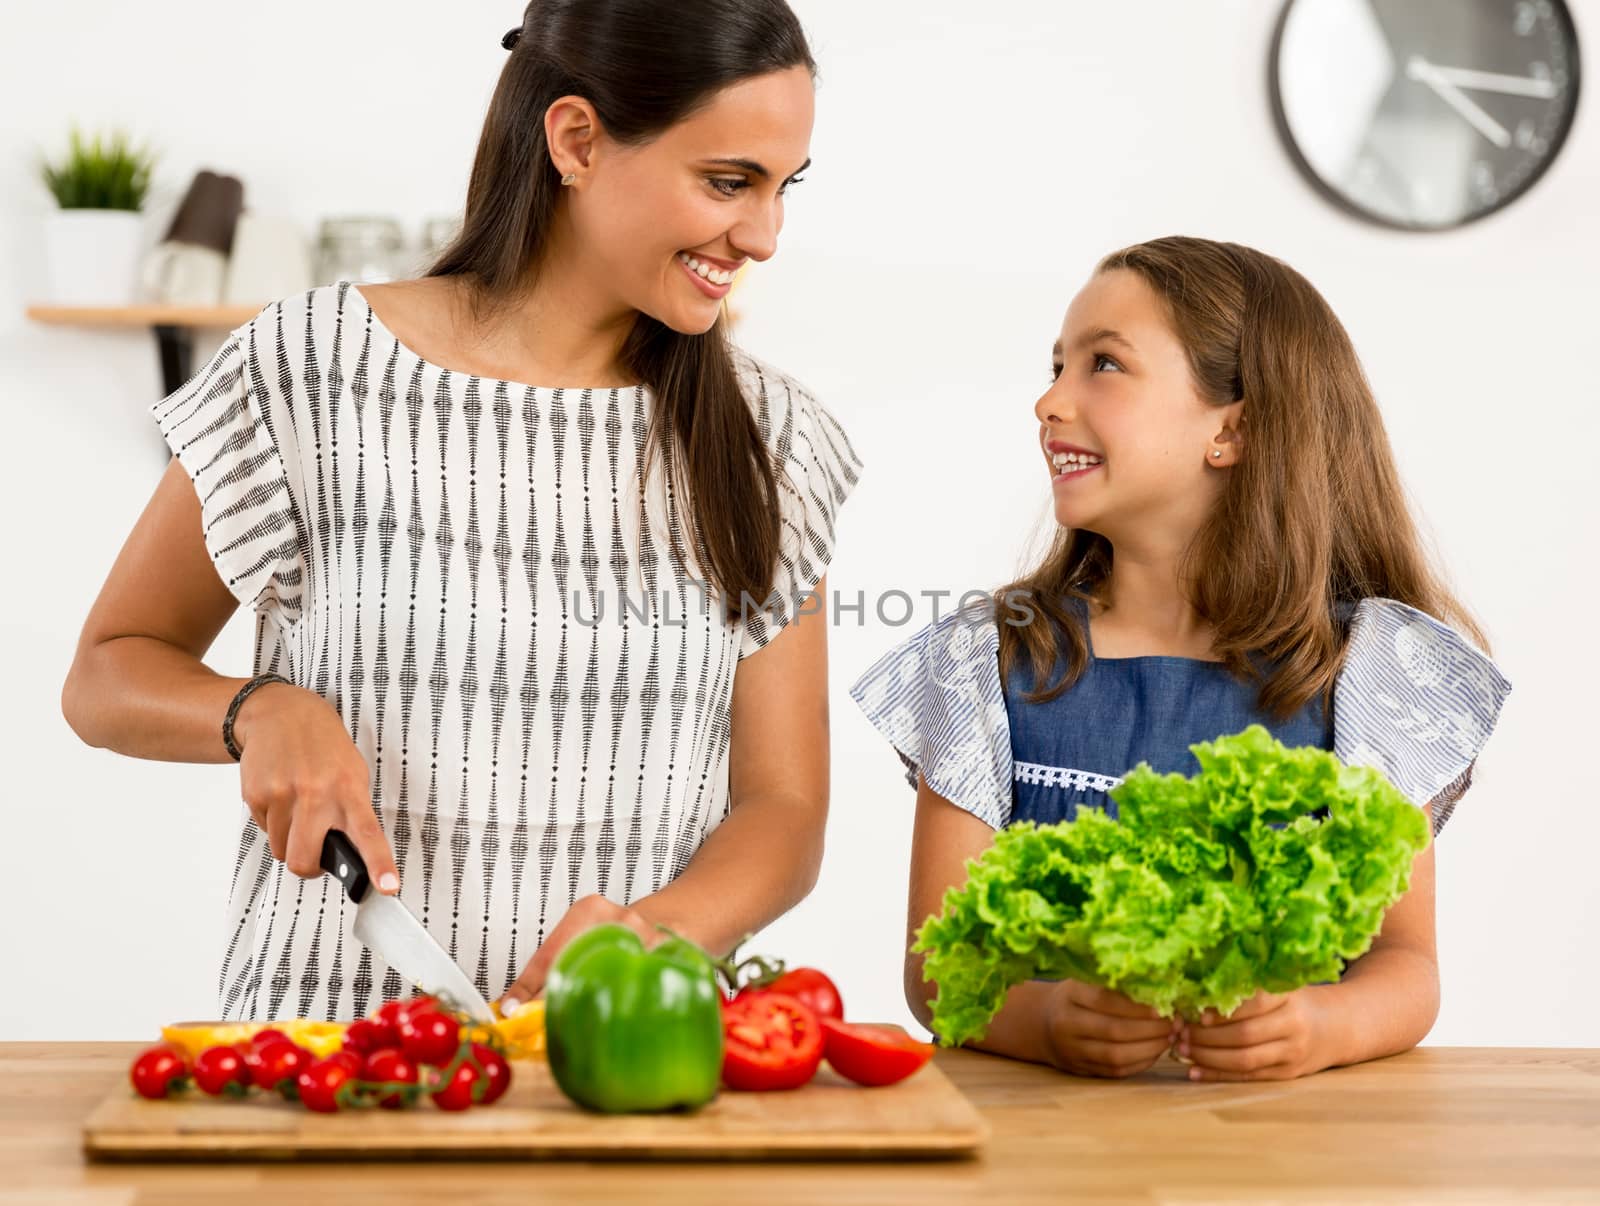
xmin=315 ymin=216 xmax=406 ymax=285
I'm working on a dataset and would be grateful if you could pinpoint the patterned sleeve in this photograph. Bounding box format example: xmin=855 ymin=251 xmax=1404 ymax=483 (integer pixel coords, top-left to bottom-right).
xmin=1333 ymin=598 xmax=1511 ymax=835
xmin=734 ymin=351 xmax=864 ymax=659
xmin=848 ymin=608 xmax=1014 ymax=828
xmin=149 ymin=324 xmax=309 ymax=623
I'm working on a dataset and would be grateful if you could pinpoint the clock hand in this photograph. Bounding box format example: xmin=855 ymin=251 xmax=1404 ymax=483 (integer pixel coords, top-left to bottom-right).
xmin=1416 ymin=64 xmax=1557 ymax=100
xmin=1406 ymin=56 xmax=1512 ymax=148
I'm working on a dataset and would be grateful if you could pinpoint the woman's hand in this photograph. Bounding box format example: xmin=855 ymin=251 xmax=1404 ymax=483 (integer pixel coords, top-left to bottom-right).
xmin=1178 ymin=988 xmax=1331 ymax=1082
xmin=233 ymin=681 xmax=400 ymax=895
xmin=498 ymin=894 xmax=663 ymax=1015
xmin=1042 ymin=980 xmax=1182 ymax=1078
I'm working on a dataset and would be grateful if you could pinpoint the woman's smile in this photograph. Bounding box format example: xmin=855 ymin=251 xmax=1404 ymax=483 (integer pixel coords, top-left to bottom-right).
xmin=677 ymin=251 xmax=739 ymax=297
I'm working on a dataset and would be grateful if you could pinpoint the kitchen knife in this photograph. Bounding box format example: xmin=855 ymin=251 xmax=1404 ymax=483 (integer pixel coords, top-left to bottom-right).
xmin=319 ymin=830 xmax=496 ymax=1024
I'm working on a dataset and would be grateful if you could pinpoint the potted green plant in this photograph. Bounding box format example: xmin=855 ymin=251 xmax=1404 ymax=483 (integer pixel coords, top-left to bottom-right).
xmin=39 ymin=128 xmax=156 ymax=304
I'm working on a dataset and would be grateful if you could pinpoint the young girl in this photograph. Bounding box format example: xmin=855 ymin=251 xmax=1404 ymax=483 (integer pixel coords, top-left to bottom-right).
xmin=851 ymin=236 xmax=1510 ymax=1082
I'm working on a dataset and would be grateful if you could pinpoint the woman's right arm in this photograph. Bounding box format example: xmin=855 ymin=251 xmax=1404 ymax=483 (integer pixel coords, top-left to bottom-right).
xmin=904 ymin=775 xmax=1177 ymax=1076
xmin=61 ymin=457 xmax=400 ymax=890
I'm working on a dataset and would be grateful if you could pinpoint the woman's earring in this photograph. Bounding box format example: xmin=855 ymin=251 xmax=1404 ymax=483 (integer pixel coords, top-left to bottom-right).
xmin=1210 ymin=449 xmax=1223 ymax=459
xmin=561 ymin=172 xmax=577 ymax=186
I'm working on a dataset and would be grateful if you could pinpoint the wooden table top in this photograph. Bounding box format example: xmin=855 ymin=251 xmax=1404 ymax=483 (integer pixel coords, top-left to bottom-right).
xmin=5 ymin=1042 xmax=1597 ymax=1204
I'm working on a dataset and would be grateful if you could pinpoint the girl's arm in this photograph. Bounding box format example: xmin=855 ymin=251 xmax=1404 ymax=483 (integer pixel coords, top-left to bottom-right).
xmin=905 ymin=779 xmax=1175 ymax=1076
xmin=1182 ymin=802 xmax=1438 ymax=1080
xmin=1317 ymin=801 xmax=1440 ymax=1064
xmin=498 ymin=576 xmax=832 ymax=1009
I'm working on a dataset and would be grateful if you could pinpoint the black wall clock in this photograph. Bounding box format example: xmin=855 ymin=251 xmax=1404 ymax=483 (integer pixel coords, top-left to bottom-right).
xmin=1270 ymin=0 xmax=1582 ymax=230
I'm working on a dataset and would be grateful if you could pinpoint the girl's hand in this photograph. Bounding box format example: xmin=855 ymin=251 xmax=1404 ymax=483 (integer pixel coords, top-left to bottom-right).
xmin=1042 ymin=980 xmax=1181 ymax=1078
xmin=1179 ymin=988 xmax=1331 ymax=1082
xmin=498 ymin=894 xmax=662 ymax=1015
xmin=233 ymin=681 xmax=400 ymax=895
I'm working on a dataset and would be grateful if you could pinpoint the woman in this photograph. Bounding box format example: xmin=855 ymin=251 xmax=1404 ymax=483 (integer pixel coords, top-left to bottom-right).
xmin=60 ymin=0 xmax=861 ymax=1022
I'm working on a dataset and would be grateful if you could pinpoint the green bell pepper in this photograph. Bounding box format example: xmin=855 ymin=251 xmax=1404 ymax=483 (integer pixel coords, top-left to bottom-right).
xmin=544 ymin=922 xmax=725 ymax=1113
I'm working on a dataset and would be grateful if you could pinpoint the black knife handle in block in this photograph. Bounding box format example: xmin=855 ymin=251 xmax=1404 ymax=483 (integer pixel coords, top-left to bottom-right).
xmin=320 ymin=830 xmax=370 ymax=902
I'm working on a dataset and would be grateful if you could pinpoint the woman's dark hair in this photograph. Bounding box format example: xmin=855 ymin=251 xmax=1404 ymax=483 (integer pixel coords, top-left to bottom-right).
xmin=430 ymin=0 xmax=816 ymax=612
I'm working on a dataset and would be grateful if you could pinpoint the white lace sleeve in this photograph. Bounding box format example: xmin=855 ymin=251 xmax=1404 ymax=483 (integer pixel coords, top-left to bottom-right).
xmin=149 ymin=324 xmax=309 ymax=622
xmin=1334 ymin=598 xmax=1511 ymax=835
xmin=848 ymin=608 xmax=1014 ymax=828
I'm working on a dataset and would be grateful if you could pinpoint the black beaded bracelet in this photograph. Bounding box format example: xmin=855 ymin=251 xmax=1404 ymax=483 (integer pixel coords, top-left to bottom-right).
xmin=223 ymin=672 xmax=292 ymax=760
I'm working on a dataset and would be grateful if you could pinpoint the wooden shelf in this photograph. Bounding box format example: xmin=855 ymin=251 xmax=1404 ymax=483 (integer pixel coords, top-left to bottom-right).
xmin=26 ymin=303 xmax=262 ymax=329
xmin=26 ymin=303 xmax=267 ymax=396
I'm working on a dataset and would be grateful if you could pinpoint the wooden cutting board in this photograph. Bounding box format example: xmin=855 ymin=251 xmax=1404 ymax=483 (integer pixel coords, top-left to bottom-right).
xmin=83 ymin=1058 xmax=988 ymax=1162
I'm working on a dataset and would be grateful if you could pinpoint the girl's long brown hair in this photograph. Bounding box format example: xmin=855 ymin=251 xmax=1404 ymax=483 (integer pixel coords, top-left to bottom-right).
xmin=428 ymin=0 xmax=815 ymax=615
xmin=997 ymin=236 xmax=1487 ymax=718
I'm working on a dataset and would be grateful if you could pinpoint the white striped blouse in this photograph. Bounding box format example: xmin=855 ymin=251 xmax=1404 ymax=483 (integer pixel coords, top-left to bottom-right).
xmin=151 ymin=282 xmax=862 ymax=1021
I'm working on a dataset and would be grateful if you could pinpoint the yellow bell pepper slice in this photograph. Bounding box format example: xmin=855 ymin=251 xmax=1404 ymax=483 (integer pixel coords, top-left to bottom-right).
xmin=161 ymin=1003 xmax=545 ymax=1061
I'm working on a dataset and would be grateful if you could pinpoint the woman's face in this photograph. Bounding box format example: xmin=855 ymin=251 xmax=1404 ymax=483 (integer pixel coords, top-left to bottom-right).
xmin=568 ymin=66 xmax=815 ymax=335
xmin=1033 ymin=268 xmax=1241 ymax=546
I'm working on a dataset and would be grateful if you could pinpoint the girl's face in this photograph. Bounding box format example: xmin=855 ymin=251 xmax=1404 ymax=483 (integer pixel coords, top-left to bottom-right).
xmin=565 ymin=66 xmax=815 ymax=335
xmin=1034 ymin=268 xmax=1243 ymax=547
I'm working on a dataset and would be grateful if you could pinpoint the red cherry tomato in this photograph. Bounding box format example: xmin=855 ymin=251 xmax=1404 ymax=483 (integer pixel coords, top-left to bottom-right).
xmin=323 ymin=1049 xmax=364 ymax=1077
xmin=361 ymin=1047 xmax=420 ymax=1109
xmin=430 ymin=1059 xmax=482 ymax=1111
xmin=192 ymin=1045 xmax=250 ymax=1097
xmin=250 ymin=1038 xmax=312 ymax=1092
xmin=720 ymin=991 xmax=825 ymax=1091
xmin=749 ymin=967 xmax=845 ymax=1021
xmin=469 ymin=1042 xmax=512 ymax=1105
xmin=820 ymin=1018 xmax=934 ymax=1087
xmin=375 ymin=994 xmax=438 ymax=1033
xmin=129 ymin=1044 xmax=190 ymax=1100
xmin=296 ymin=1056 xmax=357 ymax=1113
xmin=342 ymin=1016 xmax=396 ymax=1055
xmin=239 ymin=1028 xmax=292 ymax=1084
xmin=399 ymin=1008 xmax=462 ymax=1067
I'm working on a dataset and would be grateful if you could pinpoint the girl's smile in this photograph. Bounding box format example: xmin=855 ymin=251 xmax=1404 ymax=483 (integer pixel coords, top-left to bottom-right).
xmin=1046 ymin=440 xmax=1105 ymax=485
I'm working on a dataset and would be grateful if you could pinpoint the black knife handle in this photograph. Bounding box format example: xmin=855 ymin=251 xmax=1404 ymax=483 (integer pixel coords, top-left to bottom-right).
xmin=320 ymin=829 xmax=370 ymax=902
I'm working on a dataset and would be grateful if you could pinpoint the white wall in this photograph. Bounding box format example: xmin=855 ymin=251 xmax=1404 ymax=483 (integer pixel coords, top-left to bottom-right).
xmin=2 ymin=0 xmax=1595 ymax=1046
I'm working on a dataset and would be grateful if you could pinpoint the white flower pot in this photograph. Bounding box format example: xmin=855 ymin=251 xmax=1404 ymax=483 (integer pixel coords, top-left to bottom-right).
xmin=44 ymin=209 xmax=145 ymax=305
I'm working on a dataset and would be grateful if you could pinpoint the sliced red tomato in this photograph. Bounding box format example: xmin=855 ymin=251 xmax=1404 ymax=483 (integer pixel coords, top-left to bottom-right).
xmin=821 ymin=1018 xmax=934 ymax=1087
xmin=757 ymin=967 xmax=844 ymax=1021
xmin=721 ymin=991 xmax=825 ymax=1091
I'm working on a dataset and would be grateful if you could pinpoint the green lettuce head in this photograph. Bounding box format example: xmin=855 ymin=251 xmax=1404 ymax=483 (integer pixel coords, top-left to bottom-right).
xmin=912 ymin=725 xmax=1430 ymax=1047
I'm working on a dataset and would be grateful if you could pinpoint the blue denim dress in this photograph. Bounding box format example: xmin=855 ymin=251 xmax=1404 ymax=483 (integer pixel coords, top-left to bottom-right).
xmin=850 ymin=597 xmax=1510 ymax=835
xmin=1006 ymin=604 xmax=1331 ymax=827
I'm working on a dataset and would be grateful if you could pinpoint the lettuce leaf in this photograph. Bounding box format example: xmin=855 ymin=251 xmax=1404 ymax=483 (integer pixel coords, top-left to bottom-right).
xmin=912 ymin=725 xmax=1430 ymax=1047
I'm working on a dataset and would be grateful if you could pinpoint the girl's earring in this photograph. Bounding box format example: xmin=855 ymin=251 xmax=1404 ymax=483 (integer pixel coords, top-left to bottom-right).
xmin=561 ymin=173 xmax=577 ymax=186
xmin=1210 ymin=450 xmax=1223 ymax=459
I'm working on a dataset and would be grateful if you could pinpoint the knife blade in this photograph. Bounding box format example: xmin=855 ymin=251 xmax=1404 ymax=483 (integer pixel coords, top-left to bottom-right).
xmin=320 ymin=830 xmax=496 ymax=1024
